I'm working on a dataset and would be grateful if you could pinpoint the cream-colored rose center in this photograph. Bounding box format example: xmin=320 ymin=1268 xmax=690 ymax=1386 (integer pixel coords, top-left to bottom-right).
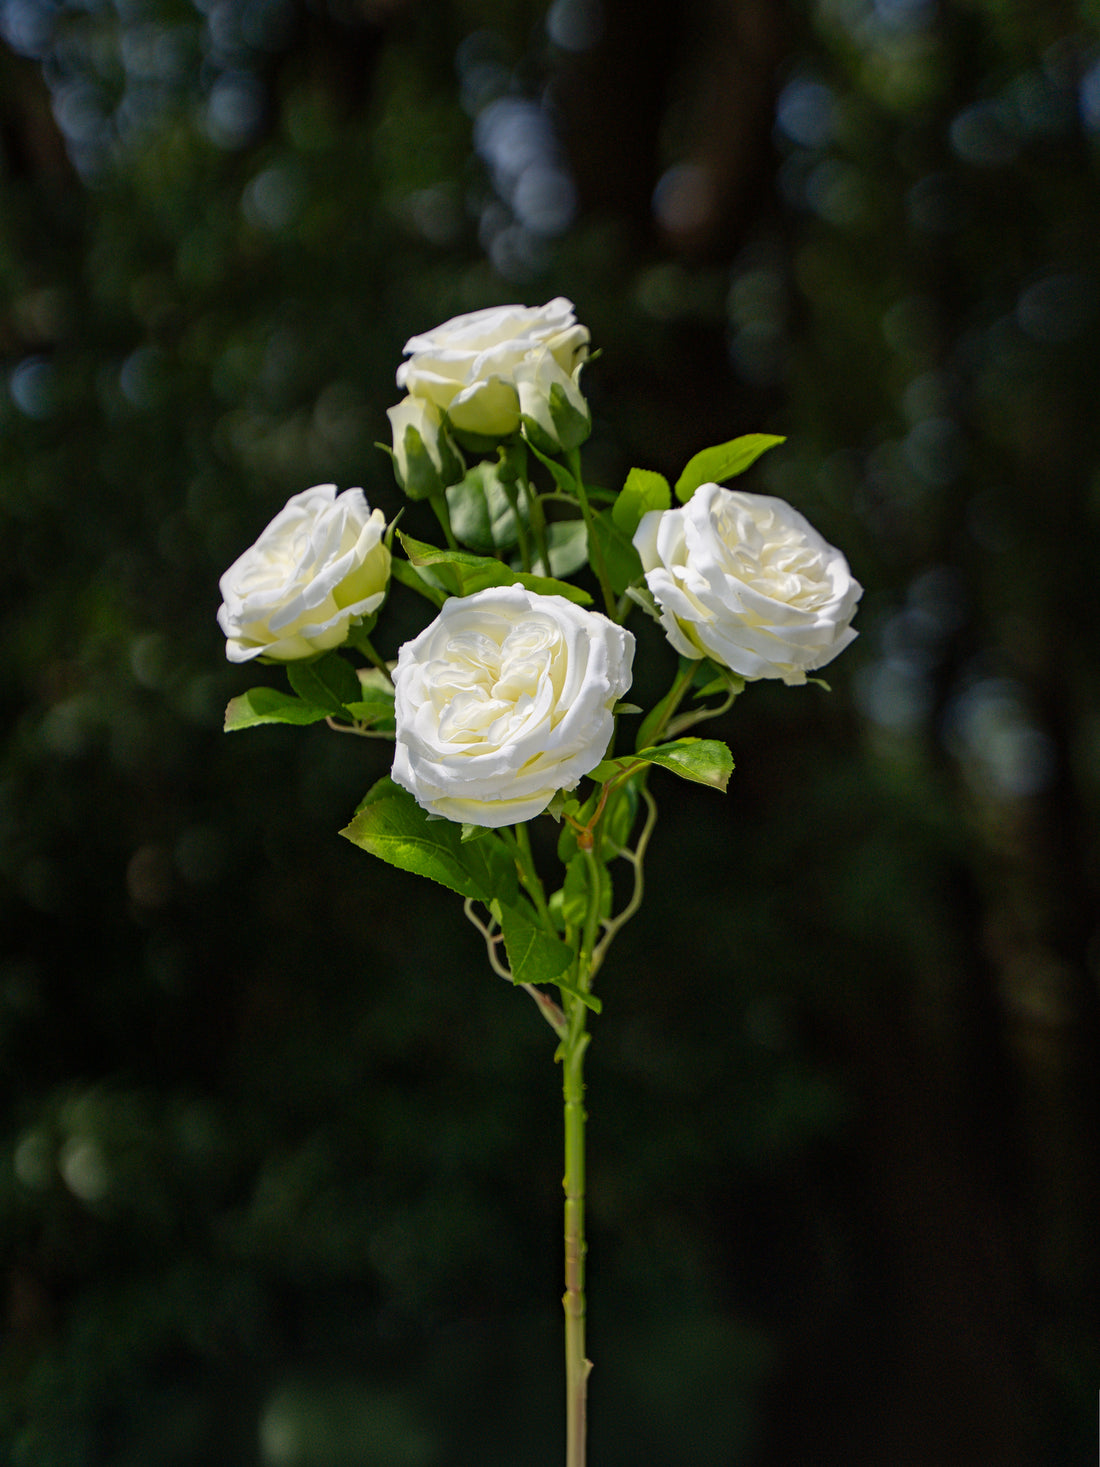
xmin=715 ymin=505 xmax=831 ymax=608
xmin=432 ymin=619 xmax=565 ymax=746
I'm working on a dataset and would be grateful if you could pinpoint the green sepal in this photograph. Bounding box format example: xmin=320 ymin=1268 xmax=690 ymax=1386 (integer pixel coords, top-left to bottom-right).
xmin=674 ymin=434 xmax=786 ymax=503
xmin=390 ymin=421 xmax=465 ymax=500
xmin=622 ymin=583 xmax=663 ymax=625
xmin=588 ymin=510 xmax=645 ymax=596
xmin=449 ymin=423 xmax=509 ymax=458
xmin=223 ymin=686 xmax=332 ymax=732
xmin=691 ymin=662 xmax=746 ymax=700
xmin=398 ymin=423 xmax=438 ymax=500
xmin=287 ymin=652 xmax=361 ymax=717
xmin=590 ymin=738 xmax=734 ymax=793
xmin=521 ymin=379 xmax=591 ymax=457
xmin=397 ymin=532 xmax=593 ymax=606
xmin=612 ymin=467 xmax=672 ymax=539
xmin=491 ymin=898 xmax=576 ymax=988
xmin=341 ymin=778 xmax=518 ymax=903
xmin=544 ymin=790 xmax=575 ymax=823
xmin=524 ymin=438 xmax=578 ymax=497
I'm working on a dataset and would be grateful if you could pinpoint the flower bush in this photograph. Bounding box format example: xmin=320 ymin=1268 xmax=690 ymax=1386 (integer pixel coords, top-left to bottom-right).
xmin=217 ymin=484 xmax=390 ymax=663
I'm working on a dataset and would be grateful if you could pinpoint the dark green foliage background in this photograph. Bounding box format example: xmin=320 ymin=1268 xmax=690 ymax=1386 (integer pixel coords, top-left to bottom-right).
xmin=1 ymin=1 xmax=1097 ymax=1462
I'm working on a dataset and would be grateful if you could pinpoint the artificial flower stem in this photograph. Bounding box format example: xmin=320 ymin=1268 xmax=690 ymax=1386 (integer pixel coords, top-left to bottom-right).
xmin=561 ymin=986 xmax=591 ymax=1467
xmin=567 ymin=447 xmax=616 ymax=620
xmin=429 ymin=491 xmax=458 ymax=550
xmin=509 ymin=823 xmax=555 ymax=932
xmin=503 ymin=478 xmax=533 ymax=573
xmin=523 ymin=478 xmax=552 ymax=577
xmin=636 ymin=659 xmax=696 ymax=751
xmin=348 ymin=628 xmax=394 ymax=685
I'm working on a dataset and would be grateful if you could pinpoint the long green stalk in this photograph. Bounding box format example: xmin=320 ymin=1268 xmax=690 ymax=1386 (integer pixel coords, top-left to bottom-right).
xmin=562 ymin=989 xmax=590 ymax=1467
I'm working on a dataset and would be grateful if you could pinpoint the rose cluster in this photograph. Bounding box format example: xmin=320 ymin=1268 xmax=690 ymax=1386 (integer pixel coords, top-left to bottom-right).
xmin=218 ymin=298 xmax=862 ymax=827
xmin=386 ymin=299 xmax=591 ymax=500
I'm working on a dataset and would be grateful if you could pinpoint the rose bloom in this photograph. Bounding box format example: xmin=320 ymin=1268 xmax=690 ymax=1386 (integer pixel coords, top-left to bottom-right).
xmin=633 ymin=483 xmax=862 ymax=684
xmin=395 ymin=298 xmax=589 ymax=440
xmin=392 ymin=585 xmax=635 ymax=827
xmin=218 ymin=485 xmax=391 ymax=663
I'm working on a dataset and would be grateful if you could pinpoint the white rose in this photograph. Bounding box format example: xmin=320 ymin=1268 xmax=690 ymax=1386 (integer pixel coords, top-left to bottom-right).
xmin=218 ymin=485 xmax=391 ymax=663
xmin=391 ymin=584 xmax=635 ymax=827
xmin=395 ymin=297 xmax=590 ymax=440
xmin=633 ymin=483 xmax=862 ymax=684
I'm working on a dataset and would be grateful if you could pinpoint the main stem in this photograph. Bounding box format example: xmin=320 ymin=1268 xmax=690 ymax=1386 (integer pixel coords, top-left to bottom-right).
xmin=562 ymin=990 xmax=590 ymax=1467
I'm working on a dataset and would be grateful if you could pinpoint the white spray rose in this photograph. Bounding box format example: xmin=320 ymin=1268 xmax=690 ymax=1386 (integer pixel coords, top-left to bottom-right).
xmin=633 ymin=483 xmax=862 ymax=684
xmin=386 ymin=395 xmax=465 ymax=499
xmin=395 ymin=298 xmax=590 ymax=441
xmin=217 ymin=485 xmax=391 ymax=663
xmin=391 ymin=584 xmax=635 ymax=827
xmin=515 ymin=348 xmax=590 ymax=454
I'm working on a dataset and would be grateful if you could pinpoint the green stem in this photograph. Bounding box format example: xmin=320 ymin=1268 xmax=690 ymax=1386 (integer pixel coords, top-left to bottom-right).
xmin=524 ymin=478 xmax=552 ymax=577
xmin=349 ymin=629 xmax=394 ymax=684
xmin=504 ymin=825 xmax=555 ymax=932
xmin=562 ymin=984 xmax=590 ymax=1467
xmin=636 ymin=659 xmax=696 ymax=751
xmin=504 ymin=478 xmax=533 ymax=572
xmin=593 ymin=784 xmax=658 ymax=971
xmin=429 ymin=491 xmax=458 ymax=550
xmin=664 ymin=682 xmax=739 ymax=739
xmin=567 ymin=447 xmax=616 ymax=620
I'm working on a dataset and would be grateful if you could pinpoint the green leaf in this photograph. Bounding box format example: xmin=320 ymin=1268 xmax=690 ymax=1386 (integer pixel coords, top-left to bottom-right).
xmin=560 ymin=854 xmax=590 ymax=929
xmin=398 ymin=532 xmax=592 ymax=606
xmin=603 ymin=778 xmax=640 ymax=853
xmin=341 ymin=778 xmax=517 ymax=903
xmin=492 ymin=898 xmax=576 ymax=987
xmin=541 ymin=518 xmax=589 ymax=578
xmin=389 ymin=556 xmax=447 ymax=608
xmin=287 ymin=653 xmax=361 ymax=717
xmin=612 ymin=467 xmax=672 ymax=539
xmin=224 ymin=686 xmax=331 ymax=732
xmin=343 ymin=686 xmax=396 ymax=733
xmin=588 ymin=510 xmax=645 ymax=596
xmin=524 ymin=438 xmax=577 ymax=496
xmin=590 ymin=738 xmax=734 ymax=793
xmin=674 ymin=434 xmax=786 ymax=503
xmin=446 ymin=460 xmax=527 ymax=553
